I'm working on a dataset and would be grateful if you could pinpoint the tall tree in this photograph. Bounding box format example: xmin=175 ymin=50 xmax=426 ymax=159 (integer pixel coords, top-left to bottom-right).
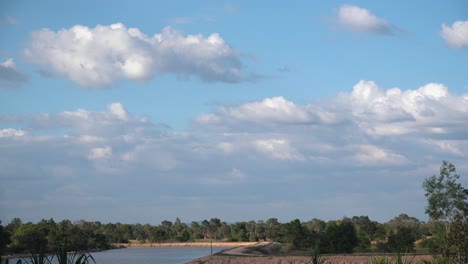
xmin=423 ymin=161 xmax=468 ymax=230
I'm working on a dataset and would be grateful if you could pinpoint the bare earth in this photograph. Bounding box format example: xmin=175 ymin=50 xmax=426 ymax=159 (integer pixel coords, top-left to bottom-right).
xmin=186 ymin=242 xmax=434 ymax=264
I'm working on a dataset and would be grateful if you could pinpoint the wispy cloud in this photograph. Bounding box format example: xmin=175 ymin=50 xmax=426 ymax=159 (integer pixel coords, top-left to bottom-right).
xmin=440 ymin=20 xmax=468 ymax=48
xmin=5 ymin=16 xmax=19 ymax=25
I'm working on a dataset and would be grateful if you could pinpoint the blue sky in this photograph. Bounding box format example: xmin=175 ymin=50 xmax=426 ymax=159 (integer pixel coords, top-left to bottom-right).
xmin=1 ymin=0 xmax=468 ymax=225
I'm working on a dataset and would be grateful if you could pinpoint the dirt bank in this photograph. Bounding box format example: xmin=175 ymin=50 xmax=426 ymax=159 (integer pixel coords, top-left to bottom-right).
xmin=186 ymin=242 xmax=434 ymax=264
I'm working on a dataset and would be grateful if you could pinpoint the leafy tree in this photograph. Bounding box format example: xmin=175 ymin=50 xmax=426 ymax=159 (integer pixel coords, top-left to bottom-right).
xmin=423 ymin=161 xmax=468 ymax=263
xmin=230 ymin=222 xmax=247 ymax=242
xmin=443 ymin=213 xmax=468 ymax=263
xmin=218 ymin=222 xmax=232 ymax=240
xmin=189 ymin=221 xmax=203 ymax=240
xmin=384 ymin=227 xmax=416 ymax=252
xmin=265 ymin=218 xmax=282 ymax=242
xmin=387 ymin=214 xmax=422 ymax=240
xmin=10 ymin=222 xmax=51 ymax=264
xmin=319 ymin=219 xmax=358 ymax=253
xmin=423 ymin=161 xmax=468 ymax=229
xmin=0 ymin=221 xmax=11 ymax=256
xmin=5 ymin=218 xmax=22 ymax=234
xmin=351 ymin=216 xmax=382 ymax=251
xmin=284 ymin=219 xmax=306 ymax=249
xmin=304 ymin=218 xmax=326 ymax=234
xmin=209 ymin=218 xmax=221 ymax=240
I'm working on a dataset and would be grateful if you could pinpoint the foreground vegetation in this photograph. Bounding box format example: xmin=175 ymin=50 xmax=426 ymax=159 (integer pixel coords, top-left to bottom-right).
xmin=1 ymin=161 xmax=466 ymax=264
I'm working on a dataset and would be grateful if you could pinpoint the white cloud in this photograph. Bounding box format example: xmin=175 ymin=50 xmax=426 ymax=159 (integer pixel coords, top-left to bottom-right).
xmin=254 ymin=138 xmax=305 ymax=161
xmin=108 ymin=103 xmax=128 ymax=121
xmin=353 ymin=144 xmax=408 ymax=165
xmin=195 ymin=96 xmax=310 ymax=128
xmin=336 ymin=5 xmax=392 ymax=34
xmin=88 ymin=146 xmax=112 ymax=160
xmin=0 ymin=128 xmax=25 ymax=138
xmin=0 ymin=58 xmax=28 ymax=88
xmin=440 ymin=20 xmax=468 ymax=48
xmin=2 ymin=82 xmax=468 ymax=223
xmin=23 ymin=23 xmax=256 ymax=87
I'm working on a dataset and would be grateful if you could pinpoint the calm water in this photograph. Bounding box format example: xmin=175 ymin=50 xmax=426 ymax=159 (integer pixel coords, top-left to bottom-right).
xmin=4 ymin=247 xmax=226 ymax=264
xmin=93 ymin=247 xmax=227 ymax=264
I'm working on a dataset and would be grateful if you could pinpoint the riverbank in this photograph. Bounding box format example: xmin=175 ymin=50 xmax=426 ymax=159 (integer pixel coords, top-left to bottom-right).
xmin=186 ymin=242 xmax=434 ymax=264
xmin=112 ymin=241 xmax=258 ymax=248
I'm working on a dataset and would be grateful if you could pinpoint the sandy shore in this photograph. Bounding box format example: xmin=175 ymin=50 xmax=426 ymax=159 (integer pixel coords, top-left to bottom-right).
xmin=186 ymin=242 xmax=434 ymax=264
xmin=112 ymin=241 xmax=258 ymax=248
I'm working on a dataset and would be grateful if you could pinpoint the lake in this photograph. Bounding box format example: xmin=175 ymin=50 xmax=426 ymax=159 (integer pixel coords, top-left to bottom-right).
xmin=4 ymin=247 xmax=227 ymax=264
xmin=93 ymin=247 xmax=227 ymax=264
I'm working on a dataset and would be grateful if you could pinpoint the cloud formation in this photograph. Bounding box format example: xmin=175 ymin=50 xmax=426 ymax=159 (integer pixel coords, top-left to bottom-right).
xmin=2 ymin=81 xmax=468 ymax=222
xmin=335 ymin=5 xmax=392 ymax=34
xmin=440 ymin=20 xmax=468 ymax=48
xmin=0 ymin=58 xmax=28 ymax=88
xmin=23 ymin=23 xmax=255 ymax=87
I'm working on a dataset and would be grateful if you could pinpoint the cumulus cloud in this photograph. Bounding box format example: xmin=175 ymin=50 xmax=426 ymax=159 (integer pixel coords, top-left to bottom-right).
xmin=195 ymin=96 xmax=310 ymax=129
xmin=440 ymin=20 xmax=468 ymax=48
xmin=23 ymin=23 xmax=256 ymax=87
xmin=335 ymin=5 xmax=392 ymax=34
xmin=0 ymin=58 xmax=28 ymax=88
xmin=2 ymin=82 xmax=468 ymax=222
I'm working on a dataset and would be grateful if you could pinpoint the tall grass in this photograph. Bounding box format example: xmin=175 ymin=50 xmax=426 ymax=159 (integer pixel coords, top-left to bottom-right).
xmin=368 ymin=253 xmax=417 ymax=264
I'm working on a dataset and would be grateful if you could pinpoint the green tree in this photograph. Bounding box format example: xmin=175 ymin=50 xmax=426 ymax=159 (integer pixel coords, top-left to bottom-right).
xmin=284 ymin=219 xmax=306 ymax=249
xmin=5 ymin=218 xmax=22 ymax=235
xmin=265 ymin=218 xmax=282 ymax=242
xmin=423 ymin=161 xmax=468 ymax=229
xmin=387 ymin=214 xmax=422 ymax=240
xmin=443 ymin=213 xmax=468 ymax=263
xmin=0 ymin=221 xmax=11 ymax=256
xmin=423 ymin=161 xmax=468 ymax=263
xmin=320 ymin=219 xmax=358 ymax=253
xmin=385 ymin=227 xmax=416 ymax=252
xmin=11 ymin=222 xmax=51 ymax=264
xmin=230 ymin=222 xmax=247 ymax=242
xmin=189 ymin=221 xmax=203 ymax=240
xmin=209 ymin=218 xmax=221 ymax=240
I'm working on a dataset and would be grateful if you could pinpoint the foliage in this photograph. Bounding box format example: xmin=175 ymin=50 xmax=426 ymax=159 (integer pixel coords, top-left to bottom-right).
xmin=423 ymin=161 xmax=468 ymax=226
xmin=423 ymin=161 xmax=468 ymax=264
xmin=303 ymin=249 xmax=325 ymax=264
xmin=443 ymin=213 xmax=468 ymax=264
xmin=0 ymin=222 xmax=11 ymax=256
xmin=368 ymin=253 xmax=416 ymax=264
xmin=430 ymin=256 xmax=456 ymax=264
xmin=319 ymin=218 xmax=358 ymax=254
xmin=369 ymin=256 xmax=391 ymax=264
xmin=284 ymin=219 xmax=306 ymax=249
xmin=385 ymin=227 xmax=416 ymax=253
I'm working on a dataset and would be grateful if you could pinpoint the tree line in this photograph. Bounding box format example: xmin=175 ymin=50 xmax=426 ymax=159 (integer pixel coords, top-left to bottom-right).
xmin=0 ymin=161 xmax=466 ymax=263
xmin=0 ymin=213 xmax=444 ymax=254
